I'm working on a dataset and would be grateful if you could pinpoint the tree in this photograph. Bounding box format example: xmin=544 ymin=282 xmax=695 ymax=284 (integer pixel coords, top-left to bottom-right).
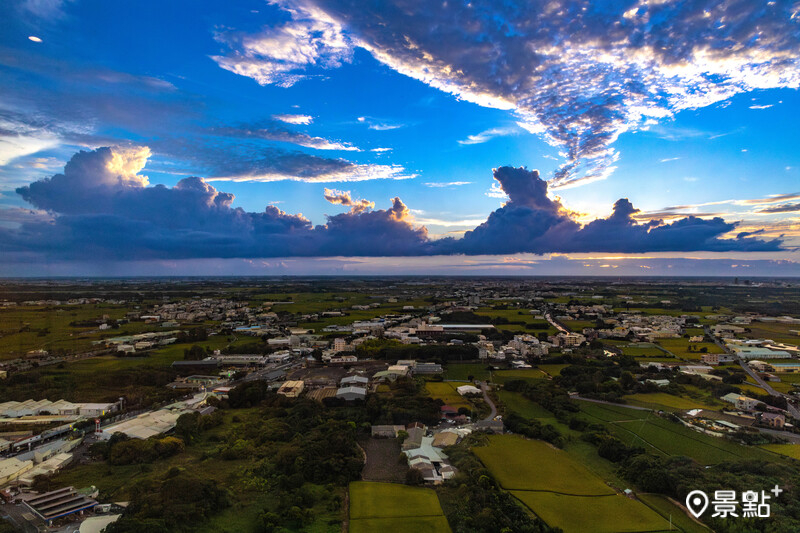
xmin=183 ymin=345 xmax=206 ymax=360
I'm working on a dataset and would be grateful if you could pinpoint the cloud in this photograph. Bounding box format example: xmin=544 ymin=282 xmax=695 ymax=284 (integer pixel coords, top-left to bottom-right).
xmin=2 ymin=149 xmax=783 ymax=263
xmin=457 ymin=126 xmax=518 ymax=145
xmin=214 ymin=0 xmax=800 ymax=187
xmin=758 ymin=203 xmax=800 ymax=214
xmin=212 ymin=123 xmax=360 ymax=151
xmin=749 ymin=104 xmax=774 ymax=110
xmin=424 ymin=181 xmax=471 ymax=188
xmin=660 ymin=157 xmax=681 ymax=163
xmin=4 ymin=147 xmax=431 ymax=261
xmin=272 ymin=114 xmax=313 ymax=125
xmin=437 ymin=166 xmax=782 ymax=255
xmin=211 ymin=3 xmax=354 ymax=88
xmin=323 ymin=187 xmax=374 ymax=213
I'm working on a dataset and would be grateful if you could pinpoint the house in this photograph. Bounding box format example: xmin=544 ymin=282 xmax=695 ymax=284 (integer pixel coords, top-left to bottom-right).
xmin=456 ymin=385 xmax=481 ymax=396
xmin=431 ymin=431 xmax=459 ymax=447
xmin=277 ymin=380 xmax=305 ymax=398
xmin=701 ymin=353 xmax=736 ymax=365
xmin=415 ymin=362 xmax=443 ymax=374
xmin=340 ymin=375 xmax=369 ymax=387
xmin=440 ymin=405 xmax=459 ymax=419
xmin=335 ymin=386 xmax=367 ymax=401
xmin=760 ymin=412 xmax=785 ymax=429
xmin=371 ymin=425 xmax=405 ymax=438
xmin=402 ymin=426 xmax=426 ymax=451
xmin=474 ymin=420 xmax=504 ymax=433
xmin=721 ymin=392 xmax=761 ymax=411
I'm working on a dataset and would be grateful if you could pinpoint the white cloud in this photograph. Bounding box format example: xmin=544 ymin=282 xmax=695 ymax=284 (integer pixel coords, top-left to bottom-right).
xmin=749 ymin=104 xmax=774 ymax=110
xmin=272 ymin=114 xmax=313 ymax=125
xmin=213 ymin=0 xmax=800 ymax=188
xmin=457 ymin=126 xmax=518 ymax=145
xmin=424 ymin=181 xmax=471 ymax=187
xmin=660 ymin=157 xmax=681 ymax=163
xmin=208 ymin=163 xmax=414 ymax=183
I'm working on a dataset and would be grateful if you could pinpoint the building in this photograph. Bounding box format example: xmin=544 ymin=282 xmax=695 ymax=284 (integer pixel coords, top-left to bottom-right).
xmin=335 ymin=386 xmax=367 ymax=401
xmin=371 ymin=425 xmax=405 ymax=438
xmin=431 ymin=431 xmax=459 ymax=447
xmin=79 ymin=403 xmax=117 ymax=417
xmin=721 ymin=392 xmax=762 ymax=411
xmin=760 ymin=412 xmax=785 ymax=429
xmin=456 ymin=385 xmax=481 ymax=396
xmin=99 ymin=409 xmax=185 ymax=440
xmin=414 ymin=362 xmax=443 ymax=374
xmin=22 ymin=486 xmax=97 ymax=525
xmin=277 ymin=380 xmax=305 ymax=398
xmin=402 ymin=425 xmax=426 ymax=451
xmin=700 ymin=353 xmax=736 ymax=365
xmin=340 ymin=375 xmax=369 ymax=387
xmin=0 ymin=457 xmax=33 ymax=486
xmin=730 ymin=345 xmax=793 ymax=360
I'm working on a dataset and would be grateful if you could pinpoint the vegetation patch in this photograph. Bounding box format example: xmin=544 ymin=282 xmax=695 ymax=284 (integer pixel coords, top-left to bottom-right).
xmin=473 ymin=435 xmax=614 ymax=495
xmin=348 ymin=482 xmax=451 ymax=533
xmin=511 ymin=491 xmax=672 ymax=533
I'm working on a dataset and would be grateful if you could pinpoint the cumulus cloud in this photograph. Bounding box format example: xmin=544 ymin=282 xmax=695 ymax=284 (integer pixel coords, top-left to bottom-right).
xmin=214 ymin=0 xmax=800 ymax=187
xmin=273 ymin=114 xmax=313 ymax=125
xmin=323 ymin=188 xmax=374 ymax=213
xmin=1 ymin=149 xmax=783 ymax=263
xmin=437 ymin=166 xmax=782 ymax=255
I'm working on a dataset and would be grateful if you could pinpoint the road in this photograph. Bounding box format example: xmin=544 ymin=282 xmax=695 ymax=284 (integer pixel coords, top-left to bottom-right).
xmin=544 ymin=312 xmax=569 ymax=333
xmin=479 ymin=381 xmax=497 ymax=421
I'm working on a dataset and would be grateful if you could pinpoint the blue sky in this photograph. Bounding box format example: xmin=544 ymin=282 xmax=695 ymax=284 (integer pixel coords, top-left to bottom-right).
xmin=0 ymin=0 xmax=798 ymax=276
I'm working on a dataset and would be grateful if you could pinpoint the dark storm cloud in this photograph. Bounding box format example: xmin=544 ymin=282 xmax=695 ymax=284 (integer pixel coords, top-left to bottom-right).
xmin=214 ymin=0 xmax=800 ymax=186
xmin=0 ymin=148 xmax=782 ymax=262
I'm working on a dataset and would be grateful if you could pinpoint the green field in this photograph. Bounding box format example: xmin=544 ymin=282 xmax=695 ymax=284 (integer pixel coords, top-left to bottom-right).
xmin=443 ymin=363 xmax=490 ymax=381
xmin=624 ymin=393 xmax=716 ymax=412
xmin=497 ymin=390 xmax=553 ymax=419
xmin=474 ymin=435 xmax=614 ymax=495
xmin=760 ymin=444 xmax=800 ymax=460
xmin=537 ymin=364 xmax=569 ymax=376
xmin=425 ymin=382 xmax=472 ymax=409
xmin=638 ymin=494 xmax=711 ymax=533
xmin=579 ymin=402 xmax=776 ymax=466
xmin=511 ymin=492 xmax=672 ymax=533
xmin=492 ymin=369 xmax=548 ymax=384
xmin=349 ymin=482 xmax=451 ymax=533
xmin=656 ymin=338 xmax=723 ymax=360
xmin=473 ymin=308 xmax=558 ymax=334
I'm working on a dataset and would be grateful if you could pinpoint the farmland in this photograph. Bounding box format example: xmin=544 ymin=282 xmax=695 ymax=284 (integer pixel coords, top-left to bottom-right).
xmin=349 ymin=482 xmax=451 ymax=533
xmin=511 ymin=491 xmax=672 ymax=533
xmin=473 ymin=435 xmax=676 ymax=533
xmin=492 ymin=369 xmax=548 ymax=384
xmin=424 ymin=382 xmax=472 ymax=409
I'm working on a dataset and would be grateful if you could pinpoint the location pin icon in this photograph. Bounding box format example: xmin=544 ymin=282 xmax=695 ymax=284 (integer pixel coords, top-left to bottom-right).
xmin=686 ymin=490 xmax=709 ymax=518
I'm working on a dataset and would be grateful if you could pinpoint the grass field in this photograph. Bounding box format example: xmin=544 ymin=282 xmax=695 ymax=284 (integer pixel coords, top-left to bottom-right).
xmin=638 ymin=494 xmax=711 ymax=533
xmin=579 ymin=402 xmax=775 ymax=466
xmin=492 ymin=369 xmax=548 ymax=384
xmin=538 ymin=364 xmax=568 ymax=376
xmin=473 ymin=435 xmax=614 ymax=495
xmin=425 ymin=382 xmax=472 ymax=409
xmin=511 ymin=492 xmax=672 ymax=533
xmin=444 ymin=363 xmax=490 ymax=381
xmin=473 ymin=308 xmax=558 ymax=335
xmin=656 ymin=338 xmax=723 ymax=360
xmin=760 ymin=444 xmax=800 ymax=460
xmin=497 ymin=390 xmax=552 ymax=419
xmin=623 ymin=393 xmax=716 ymax=412
xmin=348 ymin=482 xmax=451 ymax=533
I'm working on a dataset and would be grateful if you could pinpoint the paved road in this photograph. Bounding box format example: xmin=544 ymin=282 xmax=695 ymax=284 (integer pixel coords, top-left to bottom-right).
xmin=544 ymin=312 xmax=569 ymax=333
xmin=479 ymin=382 xmax=497 ymax=421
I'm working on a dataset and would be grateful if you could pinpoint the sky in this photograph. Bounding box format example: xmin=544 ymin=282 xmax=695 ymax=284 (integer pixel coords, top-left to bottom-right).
xmin=0 ymin=0 xmax=799 ymax=277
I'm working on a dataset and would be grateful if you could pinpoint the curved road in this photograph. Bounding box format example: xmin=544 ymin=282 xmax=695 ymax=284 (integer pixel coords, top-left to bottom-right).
xmin=479 ymin=381 xmax=497 ymax=421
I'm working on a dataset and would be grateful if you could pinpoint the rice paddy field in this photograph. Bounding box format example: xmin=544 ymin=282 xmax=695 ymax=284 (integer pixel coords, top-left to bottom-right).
xmin=623 ymin=392 xmax=718 ymax=412
xmin=492 ymin=369 xmax=548 ymax=384
xmin=760 ymin=444 xmax=800 ymax=460
xmin=511 ymin=492 xmax=673 ymax=533
xmin=474 ymin=435 xmax=674 ymax=533
xmin=443 ymin=363 xmax=490 ymax=381
xmin=424 ymin=382 xmax=472 ymax=409
xmin=349 ymin=482 xmax=451 ymax=533
xmin=497 ymin=390 xmax=553 ymax=419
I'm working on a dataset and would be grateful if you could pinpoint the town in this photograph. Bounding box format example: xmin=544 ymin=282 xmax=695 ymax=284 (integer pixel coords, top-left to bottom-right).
xmin=0 ymin=277 xmax=799 ymax=533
